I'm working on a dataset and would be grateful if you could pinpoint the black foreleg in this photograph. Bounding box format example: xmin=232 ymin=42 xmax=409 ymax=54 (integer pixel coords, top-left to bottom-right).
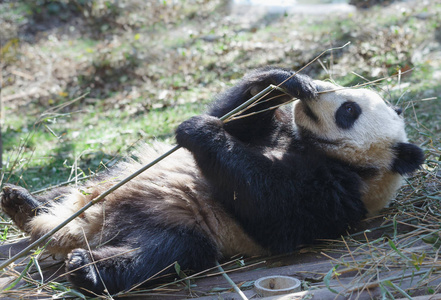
xmin=66 ymin=225 xmax=218 ymax=295
xmin=176 ymin=115 xmax=366 ymax=253
xmin=208 ymin=67 xmax=317 ymax=142
xmin=176 ymin=115 xmax=279 ymax=209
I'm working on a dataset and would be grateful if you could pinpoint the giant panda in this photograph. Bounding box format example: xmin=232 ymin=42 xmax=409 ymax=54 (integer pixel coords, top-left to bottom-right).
xmin=1 ymin=67 xmax=424 ymax=295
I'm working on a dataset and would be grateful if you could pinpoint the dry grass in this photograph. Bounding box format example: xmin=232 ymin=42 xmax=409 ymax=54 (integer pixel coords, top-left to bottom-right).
xmin=1 ymin=0 xmax=440 ymax=299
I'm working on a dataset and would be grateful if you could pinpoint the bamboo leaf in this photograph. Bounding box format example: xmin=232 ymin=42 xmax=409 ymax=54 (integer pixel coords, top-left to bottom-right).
xmin=324 ymin=265 xmax=340 ymax=294
xmin=379 ymin=282 xmax=395 ymax=300
xmin=174 ymin=262 xmax=181 ymax=276
xmin=4 ymin=258 xmax=34 ymax=291
xmin=383 ymin=280 xmax=412 ymax=300
xmin=50 ymin=282 xmax=86 ymax=299
xmin=33 ymin=257 xmax=44 ymax=285
xmin=393 ymin=214 xmax=398 ymax=239
xmin=388 ymin=239 xmax=410 ymax=261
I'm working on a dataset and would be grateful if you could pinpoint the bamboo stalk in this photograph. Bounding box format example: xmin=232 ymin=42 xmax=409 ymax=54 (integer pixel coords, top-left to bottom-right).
xmin=277 ymin=42 xmax=351 ymax=88
xmin=317 ymin=68 xmax=414 ymax=95
xmin=0 ymin=84 xmax=284 ymax=271
xmin=0 ymin=41 xmax=353 ymax=281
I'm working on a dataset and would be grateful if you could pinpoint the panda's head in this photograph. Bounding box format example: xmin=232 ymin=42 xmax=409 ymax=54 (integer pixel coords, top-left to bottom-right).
xmin=293 ymin=80 xmax=424 ymax=214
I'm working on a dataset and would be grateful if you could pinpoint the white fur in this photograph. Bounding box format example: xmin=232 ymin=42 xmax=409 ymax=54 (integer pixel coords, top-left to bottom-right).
xmin=29 ymin=143 xmax=267 ymax=257
xmin=29 ymin=190 xmax=105 ymax=256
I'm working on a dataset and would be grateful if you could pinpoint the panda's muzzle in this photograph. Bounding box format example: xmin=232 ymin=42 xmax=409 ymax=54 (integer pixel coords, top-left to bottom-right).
xmin=301 ymin=101 xmax=319 ymax=123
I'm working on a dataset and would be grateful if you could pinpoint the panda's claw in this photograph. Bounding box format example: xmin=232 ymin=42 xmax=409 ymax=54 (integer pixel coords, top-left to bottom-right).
xmin=285 ymin=73 xmax=318 ymax=100
xmin=1 ymin=184 xmax=40 ymax=231
xmin=66 ymin=248 xmax=103 ymax=294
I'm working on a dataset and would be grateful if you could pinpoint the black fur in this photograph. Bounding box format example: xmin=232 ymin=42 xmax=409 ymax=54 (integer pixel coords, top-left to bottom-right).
xmin=176 ymin=68 xmax=367 ymax=253
xmin=66 ymin=223 xmax=217 ymax=295
xmin=209 ymin=67 xmax=317 ymax=144
xmin=393 ymin=106 xmax=403 ymax=115
xmin=176 ymin=116 xmax=366 ymax=253
xmin=392 ymin=142 xmax=425 ymax=175
xmin=2 ymin=68 xmax=379 ymax=295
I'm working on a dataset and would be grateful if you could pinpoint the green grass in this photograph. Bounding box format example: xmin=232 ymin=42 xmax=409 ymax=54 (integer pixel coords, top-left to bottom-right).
xmin=3 ymin=94 xmax=209 ymax=189
xmin=39 ymin=39 xmax=99 ymax=62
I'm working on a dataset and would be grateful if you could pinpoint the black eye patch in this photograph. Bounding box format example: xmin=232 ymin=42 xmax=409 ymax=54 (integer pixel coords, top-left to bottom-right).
xmin=335 ymin=101 xmax=362 ymax=129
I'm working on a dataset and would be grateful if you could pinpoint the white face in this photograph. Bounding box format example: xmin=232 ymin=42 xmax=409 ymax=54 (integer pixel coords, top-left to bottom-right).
xmin=293 ymin=80 xmax=408 ymax=170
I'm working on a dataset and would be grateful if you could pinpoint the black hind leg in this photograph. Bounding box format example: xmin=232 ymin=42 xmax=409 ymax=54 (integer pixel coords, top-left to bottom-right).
xmin=0 ymin=184 xmax=47 ymax=232
xmin=66 ymin=226 xmax=219 ymax=295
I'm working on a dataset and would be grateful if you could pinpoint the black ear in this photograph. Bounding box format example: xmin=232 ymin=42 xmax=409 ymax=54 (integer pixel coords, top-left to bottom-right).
xmin=392 ymin=106 xmax=403 ymax=116
xmin=391 ymin=143 xmax=425 ymax=175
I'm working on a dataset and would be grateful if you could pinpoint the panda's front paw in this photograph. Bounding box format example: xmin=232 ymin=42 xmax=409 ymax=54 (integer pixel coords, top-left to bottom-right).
xmin=176 ymin=115 xmax=223 ymax=150
xmin=246 ymin=68 xmax=317 ymax=101
xmin=284 ymin=73 xmax=317 ymax=100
